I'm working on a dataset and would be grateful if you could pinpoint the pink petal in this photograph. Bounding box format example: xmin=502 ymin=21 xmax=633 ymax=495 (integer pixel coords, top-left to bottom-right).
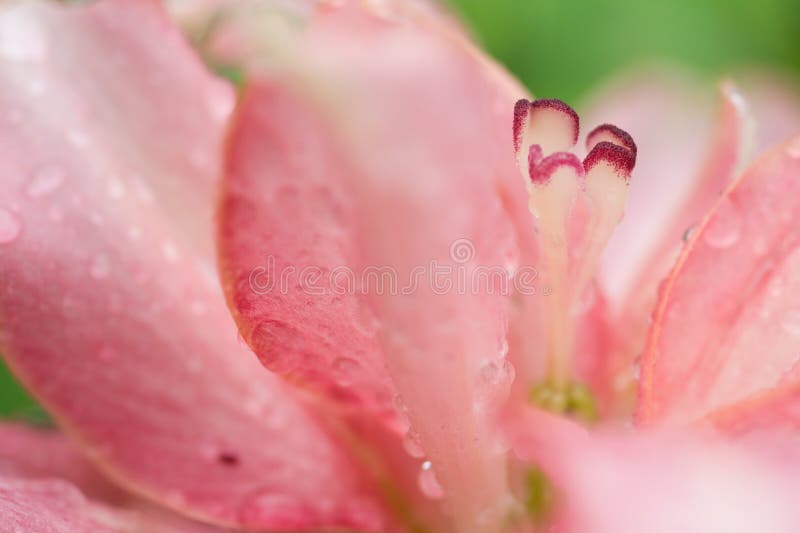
xmin=584 ymin=68 xmax=719 ymax=311
xmin=704 ymin=365 xmax=800 ymax=436
xmin=0 ymin=475 xmax=228 ymax=533
xmin=216 ymin=3 xmax=530 ymax=530
xmin=0 ymin=1 xmax=384 ymax=530
xmin=508 ymin=423 xmax=800 ymax=533
xmin=0 ymin=423 xmax=122 ymax=503
xmin=638 ymin=134 xmax=800 ymax=426
xmin=590 ymin=77 xmax=749 ymax=413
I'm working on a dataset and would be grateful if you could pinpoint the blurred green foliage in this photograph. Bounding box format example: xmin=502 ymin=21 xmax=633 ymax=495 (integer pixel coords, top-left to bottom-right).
xmin=1 ymin=0 xmax=799 ymax=416
xmin=447 ymin=0 xmax=800 ymax=102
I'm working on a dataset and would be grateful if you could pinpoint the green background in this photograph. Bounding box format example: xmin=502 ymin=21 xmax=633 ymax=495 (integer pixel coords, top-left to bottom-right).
xmin=1 ymin=0 xmax=799 ymax=418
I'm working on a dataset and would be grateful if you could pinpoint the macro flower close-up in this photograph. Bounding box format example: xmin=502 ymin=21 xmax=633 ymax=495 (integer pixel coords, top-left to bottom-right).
xmin=2 ymin=0 xmax=800 ymax=532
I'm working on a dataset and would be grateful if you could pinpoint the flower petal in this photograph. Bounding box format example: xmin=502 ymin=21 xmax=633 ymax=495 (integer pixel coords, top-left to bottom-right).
xmin=0 ymin=423 xmax=122 ymax=503
xmin=638 ymin=134 xmax=800 ymax=426
xmin=0 ymin=1 xmax=384 ymax=530
xmin=508 ymin=422 xmax=800 ymax=533
xmin=216 ymin=2 xmax=528 ymax=530
xmin=0 ymin=475 xmax=229 ymax=533
xmin=588 ymin=76 xmax=750 ymax=414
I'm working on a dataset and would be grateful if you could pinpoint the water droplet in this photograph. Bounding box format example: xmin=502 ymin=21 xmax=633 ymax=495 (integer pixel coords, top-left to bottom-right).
xmin=249 ymin=320 xmax=303 ymax=374
xmin=161 ymin=240 xmax=180 ymax=263
xmin=131 ymin=177 xmax=154 ymax=206
xmin=402 ymin=428 xmax=425 ymax=458
xmin=89 ymin=254 xmax=111 ymax=279
xmin=67 ymin=129 xmax=90 ymax=148
xmin=781 ymin=311 xmax=800 ymax=337
xmin=475 ymin=359 xmax=515 ymax=412
xmin=240 ymin=491 xmax=304 ymax=525
xmin=787 ymin=138 xmax=800 ymax=160
xmin=682 ymin=224 xmax=696 ymax=242
xmin=127 ymin=226 xmax=142 ymax=241
xmin=703 ymin=199 xmax=741 ymax=249
xmin=498 ymin=339 xmax=509 ymax=359
xmin=205 ymin=82 xmax=234 ymax=122
xmin=332 ymin=357 xmax=359 ymax=386
xmin=107 ymin=177 xmax=126 ymax=199
xmin=27 ymin=164 xmax=65 ymax=198
xmin=0 ymin=10 xmax=48 ymax=62
xmin=0 ymin=208 xmax=21 ymax=244
xmin=363 ymin=0 xmax=397 ymax=20
xmin=418 ymin=461 xmax=444 ymax=500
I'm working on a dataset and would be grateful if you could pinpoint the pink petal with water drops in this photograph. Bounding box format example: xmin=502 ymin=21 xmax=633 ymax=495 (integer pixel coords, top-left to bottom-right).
xmin=581 ymin=72 xmax=750 ymax=414
xmin=584 ymin=69 xmax=735 ymax=311
xmin=0 ymin=424 xmax=242 ymax=533
xmin=0 ymin=1 xmax=385 ymax=530
xmin=216 ymin=3 xmax=532 ymax=530
xmin=219 ymin=81 xmax=397 ymax=421
xmin=638 ymin=134 xmax=800 ymax=427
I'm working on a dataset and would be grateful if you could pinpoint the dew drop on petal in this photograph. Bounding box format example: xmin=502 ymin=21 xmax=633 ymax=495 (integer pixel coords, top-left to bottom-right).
xmin=107 ymin=177 xmax=126 ymax=199
xmin=418 ymin=461 xmax=444 ymax=500
xmin=703 ymin=199 xmax=741 ymax=249
xmin=402 ymin=428 xmax=425 ymax=458
xmin=0 ymin=208 xmax=22 ymax=244
xmin=27 ymin=164 xmax=65 ymax=198
xmin=161 ymin=240 xmax=180 ymax=263
xmin=205 ymin=82 xmax=235 ymax=122
xmin=249 ymin=320 xmax=302 ymax=374
xmin=89 ymin=254 xmax=111 ymax=279
xmin=786 ymin=138 xmax=800 ymax=160
xmin=127 ymin=226 xmax=142 ymax=241
xmin=332 ymin=357 xmax=359 ymax=386
xmin=780 ymin=311 xmax=800 ymax=337
xmin=240 ymin=491 xmax=304 ymax=526
xmin=0 ymin=9 xmax=48 ymax=62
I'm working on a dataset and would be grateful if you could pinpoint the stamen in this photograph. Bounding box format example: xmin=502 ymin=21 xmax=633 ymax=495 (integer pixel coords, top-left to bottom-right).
xmin=571 ymin=141 xmax=635 ymax=305
xmin=526 ymin=152 xmax=582 ymax=387
xmin=514 ymin=98 xmax=580 ymax=168
xmin=512 ymin=100 xmax=636 ymax=395
xmin=586 ymin=123 xmax=638 ymax=159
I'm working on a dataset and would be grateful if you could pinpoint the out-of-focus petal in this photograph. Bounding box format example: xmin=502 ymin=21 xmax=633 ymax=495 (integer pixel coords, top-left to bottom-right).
xmin=216 ymin=2 xmax=529 ymax=531
xmin=0 ymin=1 xmax=385 ymax=530
xmin=638 ymin=135 xmax=800 ymax=426
xmin=583 ymin=68 xmax=718 ymax=312
xmin=0 ymin=475 xmax=229 ymax=533
xmin=0 ymin=423 xmax=122 ymax=502
xmin=588 ymin=77 xmax=749 ymax=414
xmin=509 ymin=425 xmax=800 ymax=533
xmin=736 ymin=70 xmax=800 ymax=151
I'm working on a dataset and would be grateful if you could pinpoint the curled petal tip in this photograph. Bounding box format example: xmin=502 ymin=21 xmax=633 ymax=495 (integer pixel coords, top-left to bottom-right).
xmin=586 ymin=123 xmax=637 ymax=159
xmin=583 ymin=141 xmax=636 ymax=180
xmin=530 ymin=151 xmax=584 ymax=185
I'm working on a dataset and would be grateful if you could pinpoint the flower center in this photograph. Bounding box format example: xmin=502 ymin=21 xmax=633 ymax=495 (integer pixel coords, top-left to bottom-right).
xmin=513 ymin=99 xmax=637 ymax=397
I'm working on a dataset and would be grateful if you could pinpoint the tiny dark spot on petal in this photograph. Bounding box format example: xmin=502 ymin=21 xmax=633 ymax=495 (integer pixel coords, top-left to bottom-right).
xmin=218 ymin=452 xmax=240 ymax=466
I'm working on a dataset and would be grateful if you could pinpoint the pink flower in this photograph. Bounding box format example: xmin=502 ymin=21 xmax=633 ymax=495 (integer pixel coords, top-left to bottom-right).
xmin=2 ymin=1 xmax=800 ymax=532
